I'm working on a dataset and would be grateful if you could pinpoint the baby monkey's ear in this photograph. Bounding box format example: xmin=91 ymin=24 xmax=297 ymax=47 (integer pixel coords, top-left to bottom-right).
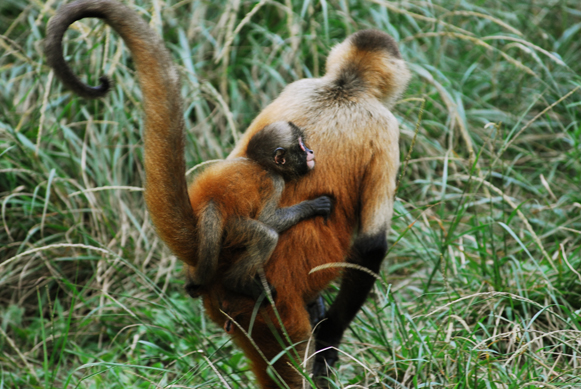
xmin=273 ymin=147 xmax=286 ymax=165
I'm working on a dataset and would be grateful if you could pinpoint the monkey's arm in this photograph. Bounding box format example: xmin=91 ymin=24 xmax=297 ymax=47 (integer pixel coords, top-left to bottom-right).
xmin=312 ymin=147 xmax=396 ymax=379
xmin=262 ymin=196 xmax=332 ymax=233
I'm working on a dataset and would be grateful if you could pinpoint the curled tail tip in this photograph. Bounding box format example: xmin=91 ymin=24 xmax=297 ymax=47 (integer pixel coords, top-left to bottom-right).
xmin=77 ymin=76 xmax=111 ymax=99
xmin=325 ymin=29 xmax=411 ymax=106
xmin=46 ymin=54 xmax=111 ymax=99
xmin=94 ymin=75 xmax=112 ymax=96
xmin=44 ymin=0 xmax=112 ymax=100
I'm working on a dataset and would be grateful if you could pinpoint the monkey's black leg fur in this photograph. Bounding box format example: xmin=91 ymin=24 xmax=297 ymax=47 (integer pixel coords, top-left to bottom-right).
xmin=265 ymin=195 xmax=332 ymax=233
xmin=311 ymin=232 xmax=387 ymax=382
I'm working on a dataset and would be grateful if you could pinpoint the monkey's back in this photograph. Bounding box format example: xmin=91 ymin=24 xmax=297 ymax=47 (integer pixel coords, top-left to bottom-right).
xmin=187 ymin=158 xmax=273 ymax=222
xmin=226 ymin=31 xmax=409 ymax=303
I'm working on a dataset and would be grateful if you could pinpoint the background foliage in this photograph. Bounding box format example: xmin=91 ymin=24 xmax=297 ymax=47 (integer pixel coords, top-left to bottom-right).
xmin=1 ymin=0 xmax=581 ymax=388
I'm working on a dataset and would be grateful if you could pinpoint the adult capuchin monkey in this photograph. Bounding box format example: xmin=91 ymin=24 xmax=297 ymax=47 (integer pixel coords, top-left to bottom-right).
xmin=45 ymin=0 xmax=411 ymax=388
xmin=218 ymin=29 xmax=411 ymax=388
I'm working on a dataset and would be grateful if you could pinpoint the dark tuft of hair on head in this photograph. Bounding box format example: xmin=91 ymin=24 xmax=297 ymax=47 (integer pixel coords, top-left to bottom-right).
xmin=350 ymin=29 xmax=401 ymax=59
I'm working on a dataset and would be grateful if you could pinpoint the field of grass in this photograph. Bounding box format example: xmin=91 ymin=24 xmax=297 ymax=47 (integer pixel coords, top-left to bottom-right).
xmin=1 ymin=0 xmax=581 ymax=388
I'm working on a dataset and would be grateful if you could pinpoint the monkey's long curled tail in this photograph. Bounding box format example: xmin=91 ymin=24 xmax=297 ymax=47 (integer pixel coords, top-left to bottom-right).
xmin=45 ymin=0 xmax=198 ymax=266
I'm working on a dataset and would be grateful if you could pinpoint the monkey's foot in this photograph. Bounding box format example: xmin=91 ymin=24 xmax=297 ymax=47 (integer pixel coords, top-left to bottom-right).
xmin=311 ymin=347 xmax=338 ymax=389
xmin=311 ymin=310 xmax=341 ymax=387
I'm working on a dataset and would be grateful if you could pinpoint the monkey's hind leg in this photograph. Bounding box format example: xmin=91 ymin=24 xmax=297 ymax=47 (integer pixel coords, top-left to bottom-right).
xmin=312 ymin=233 xmax=388 ymax=383
xmin=223 ymin=218 xmax=278 ymax=300
xmin=187 ymin=201 xmax=224 ymax=298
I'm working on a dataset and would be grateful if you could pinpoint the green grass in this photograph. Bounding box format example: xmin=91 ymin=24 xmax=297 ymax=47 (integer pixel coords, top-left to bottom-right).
xmin=1 ymin=0 xmax=581 ymax=388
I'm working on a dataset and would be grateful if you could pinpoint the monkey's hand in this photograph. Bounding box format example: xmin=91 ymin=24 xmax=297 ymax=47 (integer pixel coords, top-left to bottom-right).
xmin=307 ymin=195 xmax=333 ymax=221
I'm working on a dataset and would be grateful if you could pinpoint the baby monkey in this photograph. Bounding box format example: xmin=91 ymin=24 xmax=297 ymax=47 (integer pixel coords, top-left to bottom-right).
xmin=185 ymin=121 xmax=332 ymax=300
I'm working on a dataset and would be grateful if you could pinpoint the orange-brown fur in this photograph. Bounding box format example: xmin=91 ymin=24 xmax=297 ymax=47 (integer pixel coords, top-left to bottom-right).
xmin=189 ymin=160 xmax=272 ymax=240
xmin=45 ymin=2 xmax=410 ymax=387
